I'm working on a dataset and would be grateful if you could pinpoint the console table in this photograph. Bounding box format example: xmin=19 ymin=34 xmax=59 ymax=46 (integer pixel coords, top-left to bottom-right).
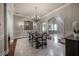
xmin=65 ymin=35 xmax=79 ymax=56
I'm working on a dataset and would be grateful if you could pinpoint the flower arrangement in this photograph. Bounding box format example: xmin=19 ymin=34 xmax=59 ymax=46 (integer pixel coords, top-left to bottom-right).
xmin=72 ymin=21 xmax=79 ymax=37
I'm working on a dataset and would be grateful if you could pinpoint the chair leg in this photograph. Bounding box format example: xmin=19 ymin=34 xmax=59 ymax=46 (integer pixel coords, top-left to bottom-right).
xmin=45 ymin=42 xmax=47 ymax=48
xmin=42 ymin=40 xmax=43 ymax=48
xmin=36 ymin=42 xmax=39 ymax=49
xmin=32 ymin=39 xmax=33 ymax=47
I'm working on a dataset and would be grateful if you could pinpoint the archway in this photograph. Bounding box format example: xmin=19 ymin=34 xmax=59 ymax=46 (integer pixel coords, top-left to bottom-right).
xmin=48 ymin=16 xmax=64 ymax=43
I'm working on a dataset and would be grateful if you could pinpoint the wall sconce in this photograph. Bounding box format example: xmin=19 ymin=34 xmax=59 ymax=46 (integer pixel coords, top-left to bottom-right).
xmin=33 ymin=22 xmax=37 ymax=26
xmin=18 ymin=22 xmax=24 ymax=27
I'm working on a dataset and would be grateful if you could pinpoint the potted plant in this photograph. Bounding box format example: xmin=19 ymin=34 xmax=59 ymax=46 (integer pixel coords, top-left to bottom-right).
xmin=72 ymin=21 xmax=79 ymax=38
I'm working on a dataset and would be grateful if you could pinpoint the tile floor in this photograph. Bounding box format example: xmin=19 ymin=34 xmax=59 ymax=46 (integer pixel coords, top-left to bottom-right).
xmin=14 ymin=34 xmax=65 ymax=56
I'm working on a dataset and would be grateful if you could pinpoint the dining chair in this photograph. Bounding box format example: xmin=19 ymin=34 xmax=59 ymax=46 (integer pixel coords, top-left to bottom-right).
xmin=37 ymin=33 xmax=48 ymax=48
xmin=29 ymin=32 xmax=32 ymax=42
xmin=29 ymin=32 xmax=36 ymax=47
xmin=41 ymin=33 xmax=48 ymax=48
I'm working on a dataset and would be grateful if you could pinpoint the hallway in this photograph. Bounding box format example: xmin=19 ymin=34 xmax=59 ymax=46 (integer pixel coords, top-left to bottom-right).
xmin=14 ymin=34 xmax=65 ymax=56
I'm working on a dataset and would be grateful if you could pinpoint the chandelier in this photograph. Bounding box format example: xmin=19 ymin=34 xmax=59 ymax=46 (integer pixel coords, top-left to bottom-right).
xmin=32 ymin=6 xmax=40 ymax=22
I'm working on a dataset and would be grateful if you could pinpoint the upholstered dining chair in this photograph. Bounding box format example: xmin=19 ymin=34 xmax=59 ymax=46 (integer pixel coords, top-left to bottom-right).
xmin=29 ymin=32 xmax=36 ymax=47
xmin=37 ymin=33 xmax=48 ymax=48
xmin=41 ymin=33 xmax=48 ymax=48
xmin=29 ymin=32 xmax=32 ymax=42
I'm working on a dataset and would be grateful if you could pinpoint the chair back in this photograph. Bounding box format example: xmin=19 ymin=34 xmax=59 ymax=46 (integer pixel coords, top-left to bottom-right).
xmin=29 ymin=33 xmax=33 ymax=39
xmin=42 ymin=33 xmax=48 ymax=40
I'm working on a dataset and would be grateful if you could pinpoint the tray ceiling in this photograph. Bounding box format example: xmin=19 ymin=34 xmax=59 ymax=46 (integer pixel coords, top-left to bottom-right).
xmin=14 ymin=3 xmax=66 ymax=18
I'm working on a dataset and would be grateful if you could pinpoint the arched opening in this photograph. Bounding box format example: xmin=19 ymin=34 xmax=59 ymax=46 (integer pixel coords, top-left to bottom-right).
xmin=48 ymin=16 xmax=64 ymax=43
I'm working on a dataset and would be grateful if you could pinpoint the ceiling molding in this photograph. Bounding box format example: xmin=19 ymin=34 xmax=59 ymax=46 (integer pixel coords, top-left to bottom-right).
xmin=14 ymin=3 xmax=71 ymax=21
xmin=14 ymin=13 xmax=30 ymax=19
xmin=14 ymin=13 xmax=33 ymax=21
xmin=41 ymin=3 xmax=71 ymax=18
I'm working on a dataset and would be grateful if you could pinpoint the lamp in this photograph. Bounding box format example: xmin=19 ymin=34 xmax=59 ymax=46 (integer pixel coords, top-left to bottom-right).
xmin=32 ymin=6 xmax=40 ymax=22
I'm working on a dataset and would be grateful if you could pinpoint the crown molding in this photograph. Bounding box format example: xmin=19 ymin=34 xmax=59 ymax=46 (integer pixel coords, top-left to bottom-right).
xmin=14 ymin=13 xmax=33 ymax=21
xmin=14 ymin=3 xmax=71 ymax=21
xmin=14 ymin=13 xmax=30 ymax=19
xmin=42 ymin=3 xmax=71 ymax=19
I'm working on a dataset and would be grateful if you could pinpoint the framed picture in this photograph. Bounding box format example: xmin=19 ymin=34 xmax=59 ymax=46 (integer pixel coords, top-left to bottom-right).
xmin=24 ymin=21 xmax=33 ymax=30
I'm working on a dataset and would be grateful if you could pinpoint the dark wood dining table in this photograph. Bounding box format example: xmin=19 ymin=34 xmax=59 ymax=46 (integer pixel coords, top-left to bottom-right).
xmin=29 ymin=32 xmax=49 ymax=49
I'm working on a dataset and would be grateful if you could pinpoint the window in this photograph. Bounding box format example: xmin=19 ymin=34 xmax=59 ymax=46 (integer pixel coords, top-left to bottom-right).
xmin=51 ymin=24 xmax=54 ymax=30
xmin=54 ymin=24 xmax=57 ymax=30
xmin=48 ymin=24 xmax=57 ymax=31
xmin=42 ymin=23 xmax=47 ymax=32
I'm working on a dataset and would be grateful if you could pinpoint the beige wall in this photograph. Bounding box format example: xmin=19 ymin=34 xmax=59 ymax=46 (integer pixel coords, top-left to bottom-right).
xmin=42 ymin=3 xmax=79 ymax=37
xmin=14 ymin=16 xmax=31 ymax=38
xmin=0 ymin=4 xmax=4 ymax=56
xmin=14 ymin=16 xmax=25 ymax=38
xmin=14 ymin=15 xmax=42 ymax=38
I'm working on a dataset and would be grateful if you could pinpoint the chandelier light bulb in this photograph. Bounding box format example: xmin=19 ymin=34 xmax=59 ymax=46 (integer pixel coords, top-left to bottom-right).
xmin=32 ymin=6 xmax=40 ymax=22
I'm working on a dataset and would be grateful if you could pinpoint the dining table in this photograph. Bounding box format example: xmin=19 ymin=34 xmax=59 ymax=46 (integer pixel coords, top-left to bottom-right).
xmin=29 ymin=32 xmax=49 ymax=49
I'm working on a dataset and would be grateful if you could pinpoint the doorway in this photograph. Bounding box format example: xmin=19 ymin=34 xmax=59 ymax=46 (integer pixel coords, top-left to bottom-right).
xmin=48 ymin=17 xmax=64 ymax=43
xmin=48 ymin=17 xmax=64 ymax=35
